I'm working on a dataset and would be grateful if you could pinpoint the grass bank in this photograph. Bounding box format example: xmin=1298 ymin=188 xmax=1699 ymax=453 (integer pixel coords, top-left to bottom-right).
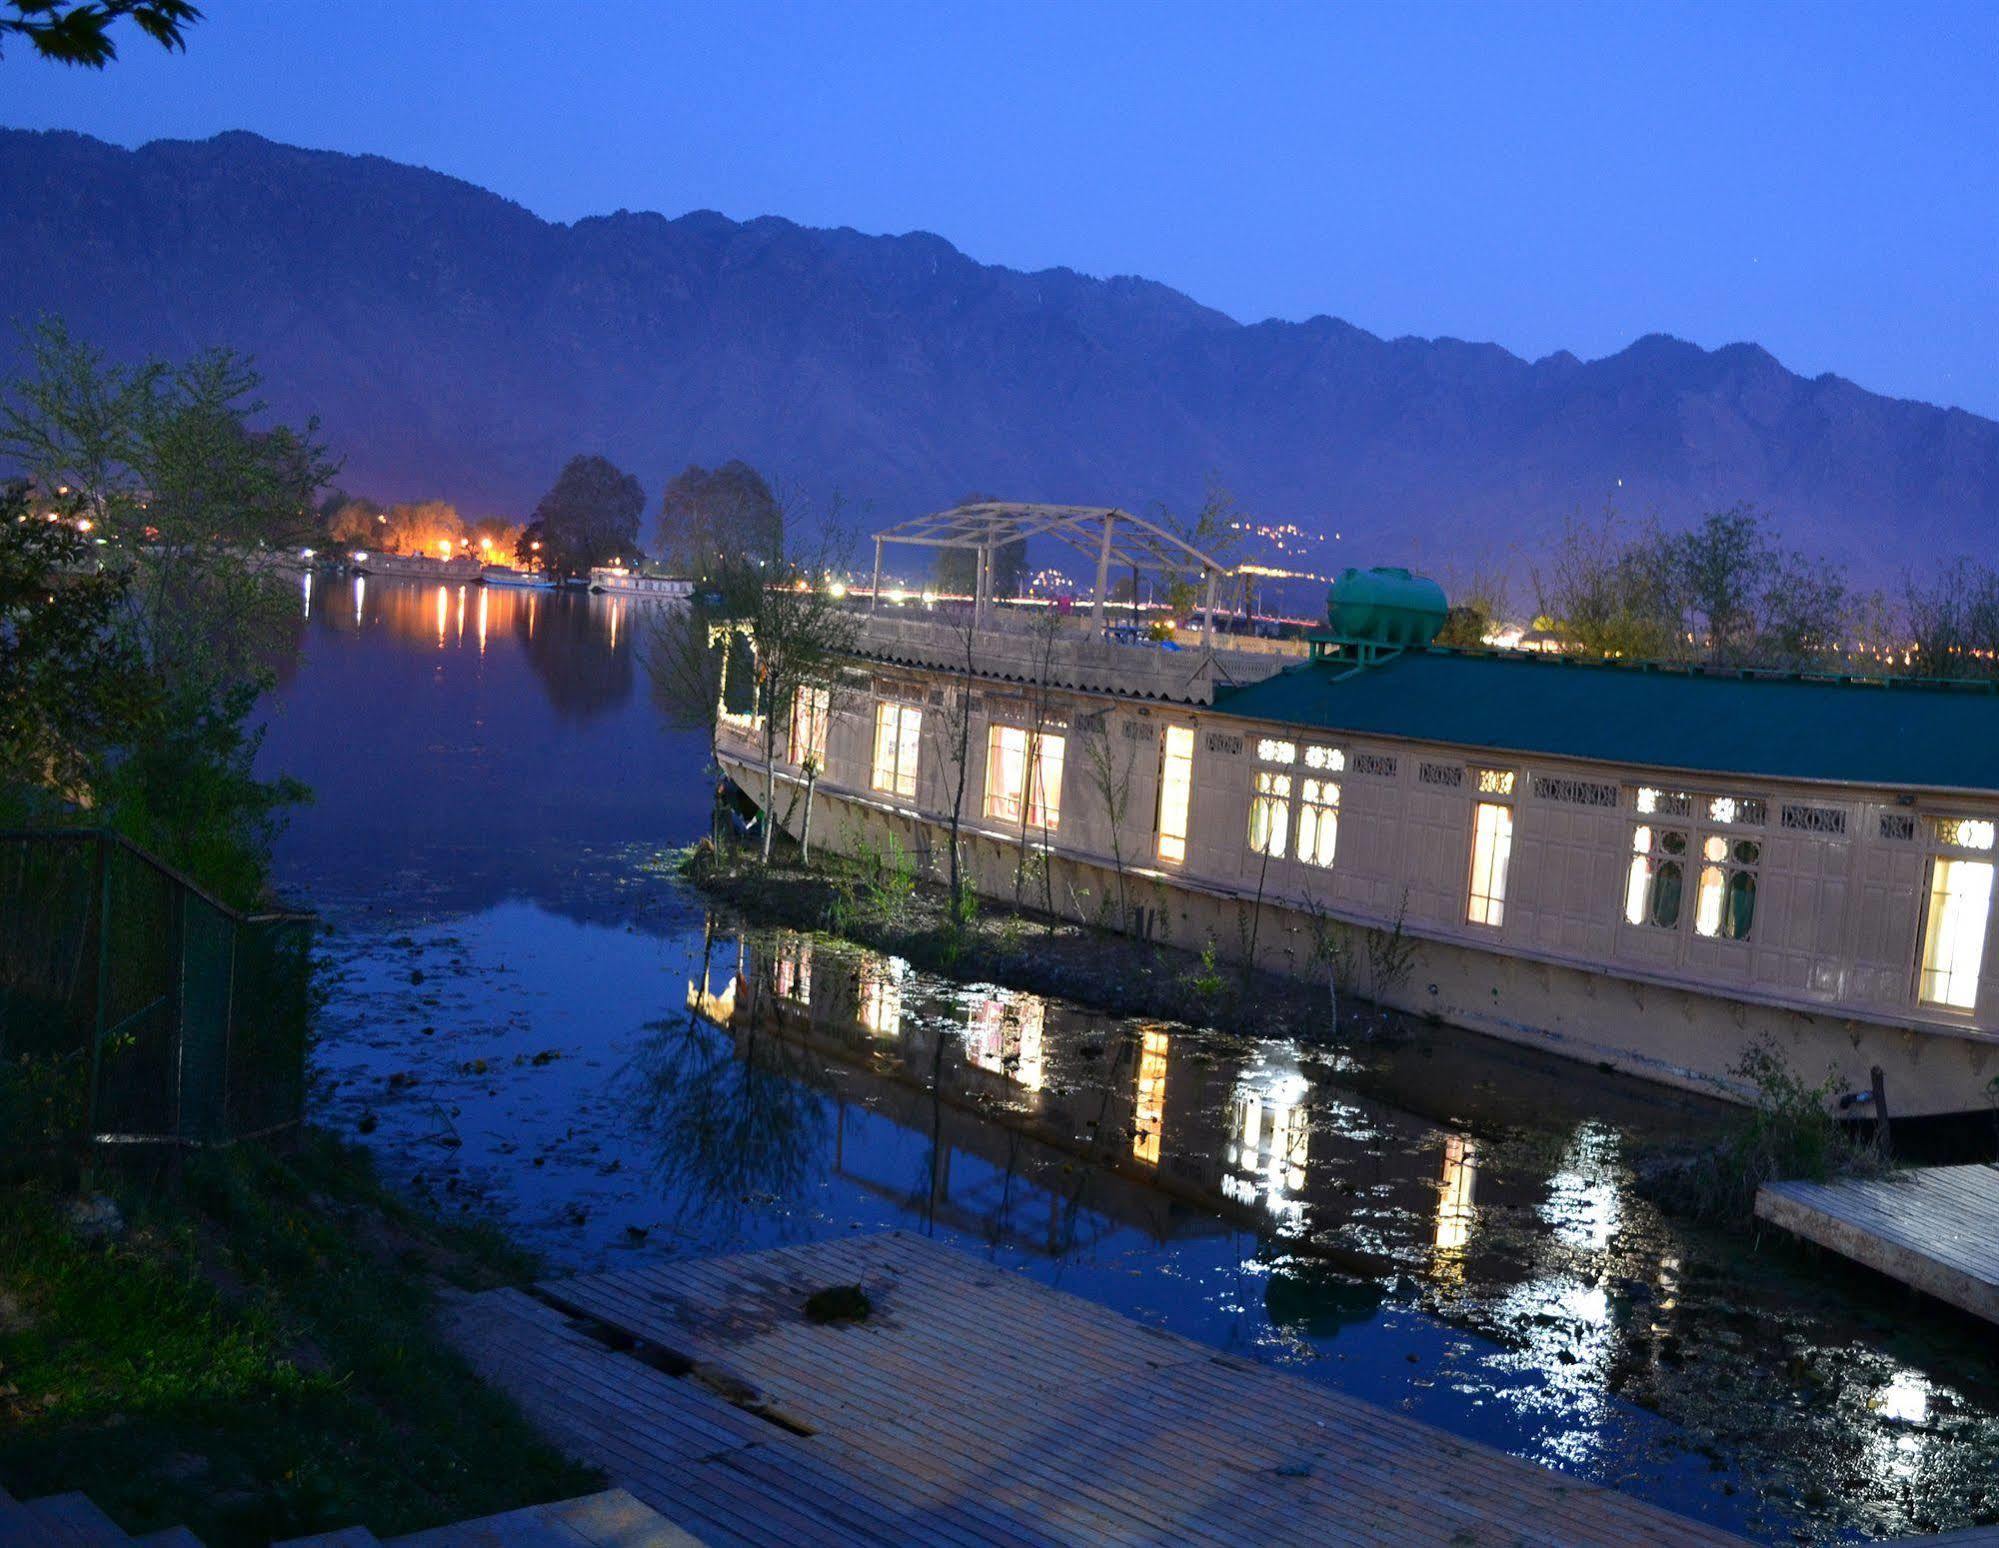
xmin=0 ymin=1132 xmax=598 ymax=1546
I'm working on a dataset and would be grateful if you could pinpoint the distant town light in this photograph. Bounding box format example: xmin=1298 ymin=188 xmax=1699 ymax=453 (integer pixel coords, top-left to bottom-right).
xmin=352 ymin=550 xmax=369 ymax=561
xmin=75 ymin=518 xmax=92 ymax=532
xmin=300 ymin=547 xmax=316 ymax=559
xmin=827 ymin=579 xmax=848 ymax=599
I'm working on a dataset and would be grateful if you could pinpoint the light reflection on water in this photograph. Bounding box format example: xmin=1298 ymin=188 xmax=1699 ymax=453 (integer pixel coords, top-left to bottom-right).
xmin=266 ymin=577 xmax=1999 ymax=1547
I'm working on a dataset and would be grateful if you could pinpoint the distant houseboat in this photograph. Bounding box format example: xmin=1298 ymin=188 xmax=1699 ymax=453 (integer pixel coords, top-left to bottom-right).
xmin=713 ymin=504 xmax=1999 ymax=1120
xmin=588 ymin=566 xmax=693 ymax=601
xmin=349 ymin=550 xmax=483 ymax=581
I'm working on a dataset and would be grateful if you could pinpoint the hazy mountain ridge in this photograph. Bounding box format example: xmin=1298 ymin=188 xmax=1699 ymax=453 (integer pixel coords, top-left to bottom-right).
xmin=2 ymin=126 xmax=1993 ymax=573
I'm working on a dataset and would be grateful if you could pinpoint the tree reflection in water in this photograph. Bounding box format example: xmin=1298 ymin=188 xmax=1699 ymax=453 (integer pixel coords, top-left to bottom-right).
xmin=626 ymin=927 xmax=829 ymax=1236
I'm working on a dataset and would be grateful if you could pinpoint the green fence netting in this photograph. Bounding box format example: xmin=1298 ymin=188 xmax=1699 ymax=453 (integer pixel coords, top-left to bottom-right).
xmin=0 ymin=830 xmax=314 ymax=1157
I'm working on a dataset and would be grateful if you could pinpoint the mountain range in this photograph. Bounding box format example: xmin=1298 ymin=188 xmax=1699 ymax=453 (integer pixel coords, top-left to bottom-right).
xmin=1 ymin=126 xmax=1993 ymax=579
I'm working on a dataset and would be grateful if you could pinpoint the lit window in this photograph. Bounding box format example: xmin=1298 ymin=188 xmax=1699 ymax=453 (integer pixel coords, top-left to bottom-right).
xmin=718 ymin=631 xmax=760 ymax=730
xmin=1257 ymin=738 xmax=1297 ymax=764
xmin=1133 ymin=1029 xmax=1169 ymax=1165
xmin=1298 ymin=777 xmax=1339 ymax=868
xmin=1919 ymin=857 xmax=1992 ymax=1009
xmin=1625 ymin=824 xmax=1687 ymax=929
xmin=1694 ymin=835 xmax=1760 ymax=941
xmin=1475 ymin=768 xmax=1515 ymax=796
xmin=1156 ymin=725 xmax=1195 ymax=864
xmin=1304 ymin=744 xmax=1344 ymax=771
xmin=1706 ymin=795 xmax=1767 ymax=827
xmin=858 ymin=955 xmax=904 ymax=1036
xmin=983 ymin=724 xmax=1064 ymax=829
xmin=1930 ymin=817 xmax=1998 ymax=852
xmin=1248 ymin=771 xmax=1291 ymax=859
xmin=1636 ymin=786 xmax=1692 ymax=817
xmin=1467 ymin=801 xmax=1512 ymax=926
xmin=788 ymin=685 xmax=830 ymax=769
xmin=871 ymin=701 xmax=922 ymax=799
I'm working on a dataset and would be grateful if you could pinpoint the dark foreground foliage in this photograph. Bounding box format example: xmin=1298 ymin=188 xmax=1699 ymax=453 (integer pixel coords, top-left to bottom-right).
xmin=0 ymin=1132 xmax=598 ymax=1545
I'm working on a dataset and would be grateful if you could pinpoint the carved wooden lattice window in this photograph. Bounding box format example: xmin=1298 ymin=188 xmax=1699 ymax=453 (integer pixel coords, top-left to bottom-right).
xmin=1532 ymin=776 xmax=1620 ymax=808
xmin=1352 ymin=752 xmax=1398 ymax=779
xmin=1419 ymin=762 xmax=1463 ymax=788
xmin=1780 ymin=803 xmax=1848 ymax=835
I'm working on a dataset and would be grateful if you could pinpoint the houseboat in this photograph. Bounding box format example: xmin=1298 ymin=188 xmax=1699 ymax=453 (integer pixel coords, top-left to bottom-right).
xmin=348 ymin=549 xmax=483 ymax=582
xmin=713 ymin=504 xmax=1999 ymax=1120
xmin=588 ymin=566 xmax=693 ymax=601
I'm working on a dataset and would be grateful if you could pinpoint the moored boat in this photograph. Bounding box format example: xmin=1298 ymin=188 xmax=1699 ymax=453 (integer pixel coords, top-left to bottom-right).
xmin=480 ymin=564 xmax=556 ymax=589
xmin=349 ymin=549 xmax=483 ymax=581
xmin=588 ymin=565 xmax=693 ymax=600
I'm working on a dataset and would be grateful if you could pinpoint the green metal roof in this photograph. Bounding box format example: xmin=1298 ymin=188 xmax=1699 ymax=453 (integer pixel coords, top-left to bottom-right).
xmin=1209 ymin=648 xmax=1999 ymax=795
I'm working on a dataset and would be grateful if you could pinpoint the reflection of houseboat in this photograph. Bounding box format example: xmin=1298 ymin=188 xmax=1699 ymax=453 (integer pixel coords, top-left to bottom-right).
xmin=348 ymin=549 xmax=482 ymax=581
xmin=479 ymin=564 xmax=556 ymax=590
xmin=588 ymin=566 xmax=693 ymax=601
xmin=688 ymin=927 xmax=1591 ymax=1279
xmin=715 ymin=503 xmax=1999 ymax=1119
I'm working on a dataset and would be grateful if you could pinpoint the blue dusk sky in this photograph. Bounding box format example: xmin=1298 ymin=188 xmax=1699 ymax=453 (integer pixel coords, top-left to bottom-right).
xmin=7 ymin=0 xmax=1995 ymax=417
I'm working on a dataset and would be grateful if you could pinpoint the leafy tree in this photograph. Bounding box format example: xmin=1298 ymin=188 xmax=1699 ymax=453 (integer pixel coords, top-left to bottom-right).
xmin=1532 ymin=509 xmax=1680 ymax=661
xmin=373 ymin=499 xmax=464 ymax=557
xmin=1 ymin=318 xmax=334 ymax=900
xmin=1 ymin=0 xmax=198 ymax=67
xmin=527 ymin=454 xmax=642 ymax=578
xmin=0 ymin=484 xmax=151 ymax=810
xmin=1535 ymin=504 xmax=1865 ymax=669
xmin=650 ymin=542 xmax=856 ymax=863
xmin=1434 ymin=567 xmax=1512 ymax=649
xmin=657 ymin=460 xmax=783 ymax=581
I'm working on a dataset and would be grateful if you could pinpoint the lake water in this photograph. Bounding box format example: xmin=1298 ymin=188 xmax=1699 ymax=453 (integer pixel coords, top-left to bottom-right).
xmin=260 ymin=573 xmax=1999 ymax=1545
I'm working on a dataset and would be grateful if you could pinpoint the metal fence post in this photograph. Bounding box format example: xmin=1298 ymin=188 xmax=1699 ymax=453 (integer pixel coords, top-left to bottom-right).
xmin=82 ymin=831 xmax=113 ymax=1189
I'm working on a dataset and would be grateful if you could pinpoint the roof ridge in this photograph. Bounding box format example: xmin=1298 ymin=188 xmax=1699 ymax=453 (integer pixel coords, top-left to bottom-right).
xmin=1400 ymin=643 xmax=1999 ymax=695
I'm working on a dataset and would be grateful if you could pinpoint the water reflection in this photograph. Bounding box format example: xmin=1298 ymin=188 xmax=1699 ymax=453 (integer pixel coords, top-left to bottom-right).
xmin=260 ymin=575 xmax=709 ymax=916
xmin=305 ymin=571 xmax=639 ymax=720
xmin=694 ymin=926 xmax=1502 ymax=1278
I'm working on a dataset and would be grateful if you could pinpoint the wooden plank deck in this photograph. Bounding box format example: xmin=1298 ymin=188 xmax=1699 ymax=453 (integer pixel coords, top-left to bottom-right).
xmin=445 ymin=1231 xmax=1740 ymax=1546
xmin=1755 ymin=1162 xmax=1999 ymax=1326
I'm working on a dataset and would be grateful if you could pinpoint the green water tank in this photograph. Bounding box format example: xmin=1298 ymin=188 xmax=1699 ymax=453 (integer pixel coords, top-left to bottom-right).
xmin=1324 ymin=566 xmax=1449 ymax=647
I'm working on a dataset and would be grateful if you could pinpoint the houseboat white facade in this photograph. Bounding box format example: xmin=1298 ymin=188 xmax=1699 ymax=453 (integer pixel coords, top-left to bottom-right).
xmin=713 ymin=506 xmax=1999 ymax=1120
xmin=589 ymin=566 xmax=693 ymax=601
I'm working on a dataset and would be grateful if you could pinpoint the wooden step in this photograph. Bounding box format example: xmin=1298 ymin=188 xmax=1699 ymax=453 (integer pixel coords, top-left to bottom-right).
xmin=132 ymin=1528 xmax=205 ymax=1548
xmin=18 ymin=1493 xmax=133 ymax=1547
xmin=386 ymin=1489 xmax=702 ymax=1548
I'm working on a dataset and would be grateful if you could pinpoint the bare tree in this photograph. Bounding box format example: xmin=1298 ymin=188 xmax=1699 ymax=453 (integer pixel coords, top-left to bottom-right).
xmin=935 ymin=605 xmax=983 ymax=931
xmin=1077 ymin=708 xmax=1141 ymax=931
xmin=1905 ymin=559 xmax=1999 ymax=679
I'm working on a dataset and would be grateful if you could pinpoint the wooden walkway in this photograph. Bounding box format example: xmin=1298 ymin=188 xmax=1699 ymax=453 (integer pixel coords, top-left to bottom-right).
xmin=1756 ymin=1162 xmax=1999 ymax=1326
xmin=444 ymin=1232 xmax=1739 ymax=1546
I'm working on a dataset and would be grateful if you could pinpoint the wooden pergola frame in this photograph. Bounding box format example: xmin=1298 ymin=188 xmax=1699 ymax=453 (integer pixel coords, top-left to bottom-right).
xmin=868 ymin=502 xmax=1233 ymax=644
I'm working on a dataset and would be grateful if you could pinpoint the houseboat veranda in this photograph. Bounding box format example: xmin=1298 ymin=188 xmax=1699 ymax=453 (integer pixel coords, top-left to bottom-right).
xmin=713 ymin=503 xmax=1999 ymax=1120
